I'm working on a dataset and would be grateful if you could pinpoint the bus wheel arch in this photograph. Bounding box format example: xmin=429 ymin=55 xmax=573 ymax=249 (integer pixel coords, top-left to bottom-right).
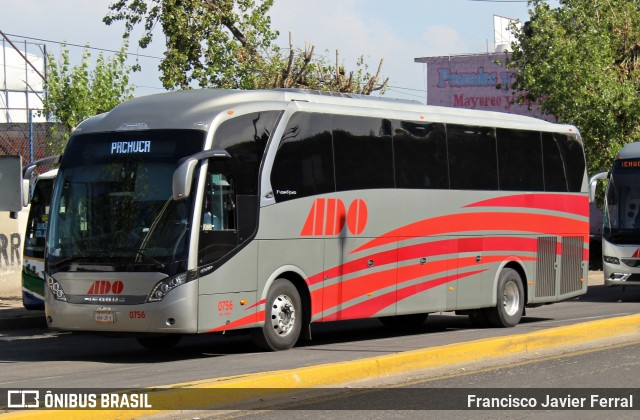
xmin=274 ymin=271 xmax=312 ymax=340
xmin=252 ymin=271 xmax=311 ymax=351
xmin=487 ymin=263 xmax=526 ymax=328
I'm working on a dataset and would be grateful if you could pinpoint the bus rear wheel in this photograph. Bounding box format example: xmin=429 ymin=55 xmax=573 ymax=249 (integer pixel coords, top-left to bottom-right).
xmin=487 ymin=268 xmax=524 ymax=328
xmin=252 ymin=279 xmax=302 ymax=351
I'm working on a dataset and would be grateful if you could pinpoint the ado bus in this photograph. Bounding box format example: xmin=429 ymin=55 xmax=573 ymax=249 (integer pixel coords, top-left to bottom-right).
xmin=40 ymin=89 xmax=588 ymax=350
xmin=590 ymin=142 xmax=640 ymax=287
xmin=22 ymin=168 xmax=57 ymax=309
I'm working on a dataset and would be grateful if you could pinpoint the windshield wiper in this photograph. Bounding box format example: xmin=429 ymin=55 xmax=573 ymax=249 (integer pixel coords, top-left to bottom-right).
xmin=108 ymin=248 xmax=166 ymax=268
xmin=48 ymin=255 xmax=89 ymax=269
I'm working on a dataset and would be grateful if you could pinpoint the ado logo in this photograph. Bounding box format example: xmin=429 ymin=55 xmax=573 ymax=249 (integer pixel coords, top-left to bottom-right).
xmin=87 ymin=280 xmax=124 ymax=295
xmin=301 ymin=198 xmax=368 ymax=236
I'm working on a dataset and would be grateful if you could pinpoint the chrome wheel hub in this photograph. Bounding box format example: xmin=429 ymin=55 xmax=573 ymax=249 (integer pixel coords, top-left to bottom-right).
xmin=502 ymin=280 xmax=520 ymax=316
xmin=270 ymin=294 xmax=296 ymax=336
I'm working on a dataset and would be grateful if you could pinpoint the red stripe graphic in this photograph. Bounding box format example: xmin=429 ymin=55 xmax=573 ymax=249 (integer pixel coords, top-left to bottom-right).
xmin=351 ymin=212 xmax=588 ymax=254
xmin=244 ymin=299 xmax=266 ymax=311
xmin=308 ymin=236 xmax=540 ymax=287
xmin=313 ymin=252 xmax=537 ymax=319
xmin=324 ymin=269 xmax=485 ymax=321
xmin=465 ymin=194 xmax=589 ymax=217
xmin=208 ymin=310 xmax=264 ymax=332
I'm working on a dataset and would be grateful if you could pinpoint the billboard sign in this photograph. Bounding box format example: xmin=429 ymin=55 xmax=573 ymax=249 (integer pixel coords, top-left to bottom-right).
xmin=417 ymin=53 xmax=550 ymax=121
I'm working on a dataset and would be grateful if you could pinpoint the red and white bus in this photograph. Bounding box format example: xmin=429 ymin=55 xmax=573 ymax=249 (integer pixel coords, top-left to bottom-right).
xmin=37 ymin=89 xmax=588 ymax=350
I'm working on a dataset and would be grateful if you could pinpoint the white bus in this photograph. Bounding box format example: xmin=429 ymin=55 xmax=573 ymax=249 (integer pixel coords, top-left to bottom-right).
xmin=22 ymin=168 xmax=58 ymax=309
xmin=590 ymin=142 xmax=640 ymax=287
xmin=35 ymin=89 xmax=588 ymax=350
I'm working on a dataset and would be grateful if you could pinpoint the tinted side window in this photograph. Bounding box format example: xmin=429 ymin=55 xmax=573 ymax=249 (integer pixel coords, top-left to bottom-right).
xmin=497 ymin=128 xmax=544 ymax=191
xmin=214 ymin=111 xmax=280 ymax=195
xmin=542 ymin=133 xmax=586 ymax=192
xmin=447 ymin=125 xmax=498 ymax=190
xmin=560 ymin=134 xmax=586 ymax=192
xmin=24 ymin=178 xmax=54 ymax=258
xmin=541 ymin=132 xmax=568 ymax=192
xmin=333 ymin=116 xmax=394 ymax=191
xmin=394 ymin=121 xmax=448 ymax=189
xmin=271 ymin=113 xmax=335 ymax=203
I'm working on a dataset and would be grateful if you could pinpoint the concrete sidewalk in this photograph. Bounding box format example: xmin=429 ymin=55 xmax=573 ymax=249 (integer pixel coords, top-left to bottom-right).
xmin=0 ymin=296 xmax=46 ymax=330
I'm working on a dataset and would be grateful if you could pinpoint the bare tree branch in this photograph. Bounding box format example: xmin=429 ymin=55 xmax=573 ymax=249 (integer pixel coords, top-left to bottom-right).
xmin=202 ymin=0 xmax=249 ymax=48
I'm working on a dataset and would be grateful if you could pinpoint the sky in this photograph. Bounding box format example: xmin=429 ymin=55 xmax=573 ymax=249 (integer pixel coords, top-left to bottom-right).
xmin=1 ymin=0 xmax=556 ymax=103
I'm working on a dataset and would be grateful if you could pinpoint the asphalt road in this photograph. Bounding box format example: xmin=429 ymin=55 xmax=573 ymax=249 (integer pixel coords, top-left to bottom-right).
xmin=195 ymin=339 xmax=640 ymax=420
xmin=0 ymin=278 xmax=639 ymax=391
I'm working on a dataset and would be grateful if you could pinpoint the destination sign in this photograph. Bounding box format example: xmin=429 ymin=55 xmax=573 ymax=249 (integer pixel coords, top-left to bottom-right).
xmin=111 ymin=141 xmax=151 ymax=154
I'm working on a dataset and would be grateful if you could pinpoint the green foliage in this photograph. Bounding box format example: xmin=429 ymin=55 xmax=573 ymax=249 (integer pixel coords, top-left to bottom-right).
xmin=104 ymin=0 xmax=387 ymax=93
xmin=509 ymin=0 xmax=640 ymax=175
xmin=43 ymin=44 xmax=135 ymax=153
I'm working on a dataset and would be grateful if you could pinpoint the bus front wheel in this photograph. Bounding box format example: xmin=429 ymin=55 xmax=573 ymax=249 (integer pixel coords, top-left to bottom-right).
xmin=486 ymin=268 xmax=524 ymax=328
xmin=252 ymin=279 xmax=302 ymax=351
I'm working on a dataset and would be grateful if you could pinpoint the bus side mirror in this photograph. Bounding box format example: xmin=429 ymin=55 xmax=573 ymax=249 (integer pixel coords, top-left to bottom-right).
xmin=21 ymin=155 xmax=61 ymax=206
xmin=0 ymin=155 xmax=24 ymax=214
xmin=589 ymin=172 xmax=608 ymax=203
xmin=22 ymin=179 xmax=30 ymax=208
xmin=172 ymin=149 xmax=231 ymax=200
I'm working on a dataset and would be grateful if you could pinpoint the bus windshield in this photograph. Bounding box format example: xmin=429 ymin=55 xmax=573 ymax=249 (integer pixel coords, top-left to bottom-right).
xmin=24 ymin=176 xmax=54 ymax=259
xmin=48 ymin=130 xmax=205 ymax=273
xmin=604 ymin=159 xmax=640 ymax=242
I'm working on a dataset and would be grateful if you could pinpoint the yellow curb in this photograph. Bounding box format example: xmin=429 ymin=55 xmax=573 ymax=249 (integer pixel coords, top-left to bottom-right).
xmin=3 ymin=313 xmax=640 ymax=419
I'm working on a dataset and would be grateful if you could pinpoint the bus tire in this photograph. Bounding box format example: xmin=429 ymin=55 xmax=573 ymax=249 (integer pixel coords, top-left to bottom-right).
xmin=487 ymin=268 xmax=524 ymax=328
xmin=252 ymin=279 xmax=302 ymax=351
xmin=136 ymin=335 xmax=182 ymax=351
xmin=378 ymin=313 xmax=428 ymax=328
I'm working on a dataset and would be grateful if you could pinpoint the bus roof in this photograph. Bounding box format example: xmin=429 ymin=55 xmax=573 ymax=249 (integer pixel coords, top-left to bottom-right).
xmin=74 ymin=88 xmax=577 ymax=135
xmin=616 ymin=142 xmax=640 ymax=160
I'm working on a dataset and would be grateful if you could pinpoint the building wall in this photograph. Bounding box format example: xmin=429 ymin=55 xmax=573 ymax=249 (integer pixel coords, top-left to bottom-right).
xmin=0 ymin=208 xmax=28 ymax=297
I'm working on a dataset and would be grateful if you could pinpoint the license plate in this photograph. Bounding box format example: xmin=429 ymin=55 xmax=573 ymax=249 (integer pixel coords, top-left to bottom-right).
xmin=95 ymin=311 xmax=115 ymax=324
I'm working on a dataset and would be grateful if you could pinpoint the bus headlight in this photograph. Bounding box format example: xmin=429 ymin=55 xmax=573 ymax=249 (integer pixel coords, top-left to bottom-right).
xmin=603 ymin=255 xmax=620 ymax=265
xmin=147 ymin=273 xmax=189 ymax=302
xmin=46 ymin=275 xmax=67 ymax=302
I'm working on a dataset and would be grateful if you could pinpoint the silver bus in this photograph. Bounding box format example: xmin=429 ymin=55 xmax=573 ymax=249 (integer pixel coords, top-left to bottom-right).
xmin=591 ymin=142 xmax=640 ymax=287
xmin=37 ymin=89 xmax=588 ymax=350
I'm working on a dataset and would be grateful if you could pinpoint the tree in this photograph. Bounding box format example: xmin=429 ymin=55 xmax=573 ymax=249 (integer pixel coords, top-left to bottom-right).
xmin=104 ymin=0 xmax=387 ymax=94
xmin=43 ymin=44 xmax=135 ymax=153
xmin=508 ymin=0 xmax=640 ymax=175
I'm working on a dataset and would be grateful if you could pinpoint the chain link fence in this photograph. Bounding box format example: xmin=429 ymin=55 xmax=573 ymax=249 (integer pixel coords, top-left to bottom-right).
xmin=0 ymin=108 xmax=63 ymax=175
xmin=0 ymin=108 xmax=62 ymax=295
